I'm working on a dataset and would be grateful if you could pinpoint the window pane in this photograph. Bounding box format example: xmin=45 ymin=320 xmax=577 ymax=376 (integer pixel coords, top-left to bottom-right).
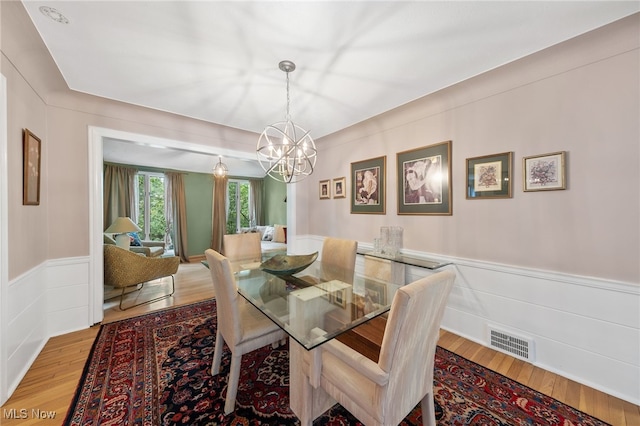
xmin=149 ymin=176 xmax=166 ymax=241
xmin=239 ymin=182 xmax=250 ymax=228
xmin=227 ymin=182 xmax=238 ymax=234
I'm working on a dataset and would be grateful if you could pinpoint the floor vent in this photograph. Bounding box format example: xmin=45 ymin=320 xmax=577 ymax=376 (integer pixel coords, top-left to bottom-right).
xmin=488 ymin=327 xmax=535 ymax=362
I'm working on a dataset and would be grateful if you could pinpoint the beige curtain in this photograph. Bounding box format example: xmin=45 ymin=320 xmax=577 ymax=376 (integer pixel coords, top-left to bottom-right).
xmin=165 ymin=172 xmax=189 ymax=263
xmin=249 ymin=179 xmax=264 ymax=226
xmin=103 ymin=164 xmax=138 ymax=230
xmin=211 ymin=175 xmax=228 ymax=253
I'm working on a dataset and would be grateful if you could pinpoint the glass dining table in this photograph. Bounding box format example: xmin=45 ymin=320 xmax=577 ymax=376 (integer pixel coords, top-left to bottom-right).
xmin=223 ymin=255 xmax=402 ymax=424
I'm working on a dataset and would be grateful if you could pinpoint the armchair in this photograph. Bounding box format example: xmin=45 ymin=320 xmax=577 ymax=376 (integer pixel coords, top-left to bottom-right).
xmin=104 ymin=244 xmax=180 ymax=310
xmin=303 ymin=269 xmax=456 ymax=426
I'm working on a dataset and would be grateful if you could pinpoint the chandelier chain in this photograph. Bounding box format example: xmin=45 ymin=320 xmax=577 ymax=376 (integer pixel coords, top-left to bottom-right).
xmin=285 ymin=70 xmax=291 ymax=121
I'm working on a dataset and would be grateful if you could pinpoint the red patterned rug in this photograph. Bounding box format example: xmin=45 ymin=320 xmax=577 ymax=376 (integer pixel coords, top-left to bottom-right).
xmin=65 ymin=299 xmax=610 ymax=425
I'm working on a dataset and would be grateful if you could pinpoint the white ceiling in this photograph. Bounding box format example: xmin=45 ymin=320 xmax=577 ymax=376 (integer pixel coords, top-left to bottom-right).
xmin=22 ymin=1 xmax=639 ymax=175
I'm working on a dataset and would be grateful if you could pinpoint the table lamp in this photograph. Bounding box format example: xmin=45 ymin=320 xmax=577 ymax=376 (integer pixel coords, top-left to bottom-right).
xmin=105 ymin=217 xmax=141 ymax=250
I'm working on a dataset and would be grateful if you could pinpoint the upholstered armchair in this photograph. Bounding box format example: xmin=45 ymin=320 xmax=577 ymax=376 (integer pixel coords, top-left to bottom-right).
xmin=302 ymin=269 xmax=456 ymax=426
xmin=205 ymin=249 xmax=286 ymax=414
xmin=103 ymin=244 xmax=179 ymax=310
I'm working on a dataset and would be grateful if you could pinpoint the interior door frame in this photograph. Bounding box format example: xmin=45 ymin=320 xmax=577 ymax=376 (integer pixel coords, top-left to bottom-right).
xmin=87 ymin=127 xmax=263 ymax=324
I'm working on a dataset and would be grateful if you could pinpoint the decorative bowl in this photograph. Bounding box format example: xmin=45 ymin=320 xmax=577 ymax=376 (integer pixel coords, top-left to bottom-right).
xmin=260 ymin=252 xmax=318 ymax=276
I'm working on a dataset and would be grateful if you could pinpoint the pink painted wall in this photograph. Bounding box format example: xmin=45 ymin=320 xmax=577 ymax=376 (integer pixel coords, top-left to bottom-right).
xmin=299 ymin=14 xmax=639 ymax=283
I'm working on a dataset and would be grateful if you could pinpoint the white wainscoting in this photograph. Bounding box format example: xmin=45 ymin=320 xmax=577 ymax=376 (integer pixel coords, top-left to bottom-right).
xmin=294 ymin=234 xmax=640 ymax=405
xmin=5 ymin=256 xmax=91 ymax=399
xmin=3 ymin=243 xmax=638 ymax=406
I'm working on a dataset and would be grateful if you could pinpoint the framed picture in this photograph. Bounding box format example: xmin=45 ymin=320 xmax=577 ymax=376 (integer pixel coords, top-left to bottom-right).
xmin=319 ymin=179 xmax=331 ymax=199
xmin=23 ymin=129 xmax=42 ymax=206
xmin=523 ymin=151 xmax=566 ymax=191
xmin=333 ymin=177 xmax=346 ymax=198
xmin=466 ymin=152 xmax=513 ymax=199
xmin=332 ymin=288 xmax=347 ymax=308
xmin=397 ymin=140 xmax=452 ymax=215
xmin=351 ymin=156 xmax=386 ymax=214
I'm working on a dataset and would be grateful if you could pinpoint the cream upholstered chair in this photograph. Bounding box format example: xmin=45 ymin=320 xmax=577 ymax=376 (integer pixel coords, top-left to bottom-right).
xmin=223 ymin=232 xmax=262 ymax=262
xmin=304 ymin=269 xmax=456 ymax=426
xmin=103 ymin=244 xmax=179 ymax=310
xmin=205 ymin=249 xmax=286 ymax=414
xmin=320 ymin=237 xmax=357 ymax=283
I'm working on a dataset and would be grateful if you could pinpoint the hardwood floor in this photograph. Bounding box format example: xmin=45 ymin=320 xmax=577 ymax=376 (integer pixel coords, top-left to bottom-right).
xmin=1 ymin=262 xmax=638 ymax=425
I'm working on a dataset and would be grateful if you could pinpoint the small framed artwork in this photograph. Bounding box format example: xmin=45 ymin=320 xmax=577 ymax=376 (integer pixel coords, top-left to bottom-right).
xmin=351 ymin=156 xmax=386 ymax=214
xmin=397 ymin=140 xmax=452 ymax=215
xmin=332 ymin=288 xmax=347 ymax=308
xmin=333 ymin=177 xmax=346 ymax=199
xmin=523 ymin=151 xmax=566 ymax=192
xmin=319 ymin=179 xmax=331 ymax=199
xmin=23 ymin=129 xmax=42 ymax=206
xmin=466 ymin=152 xmax=513 ymax=199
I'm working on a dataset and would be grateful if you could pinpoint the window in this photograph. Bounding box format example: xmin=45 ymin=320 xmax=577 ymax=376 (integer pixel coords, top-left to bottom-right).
xmin=227 ymin=179 xmax=251 ymax=234
xmin=136 ymin=172 xmax=168 ymax=244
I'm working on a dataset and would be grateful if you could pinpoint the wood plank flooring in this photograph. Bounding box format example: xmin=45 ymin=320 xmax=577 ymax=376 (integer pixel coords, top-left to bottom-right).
xmin=1 ymin=262 xmax=637 ymax=425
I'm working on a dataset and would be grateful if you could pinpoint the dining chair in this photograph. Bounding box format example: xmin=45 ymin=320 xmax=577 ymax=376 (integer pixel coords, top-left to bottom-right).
xmin=320 ymin=237 xmax=357 ymax=283
xmin=223 ymin=232 xmax=262 ymax=262
xmin=303 ymin=269 xmax=456 ymax=426
xmin=204 ymin=249 xmax=287 ymax=415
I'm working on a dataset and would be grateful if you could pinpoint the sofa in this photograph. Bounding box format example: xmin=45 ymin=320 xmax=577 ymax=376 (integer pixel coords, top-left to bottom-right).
xmin=240 ymin=224 xmax=287 ymax=254
xmin=103 ymin=233 xmax=166 ymax=257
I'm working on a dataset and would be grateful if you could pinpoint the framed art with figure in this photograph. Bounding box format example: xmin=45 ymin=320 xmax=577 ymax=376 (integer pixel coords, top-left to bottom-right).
xmin=333 ymin=177 xmax=346 ymax=198
xmin=319 ymin=179 xmax=331 ymax=199
xmin=397 ymin=141 xmax=452 ymax=215
xmin=351 ymin=156 xmax=386 ymax=214
xmin=23 ymin=129 xmax=42 ymax=206
xmin=466 ymin=152 xmax=513 ymax=199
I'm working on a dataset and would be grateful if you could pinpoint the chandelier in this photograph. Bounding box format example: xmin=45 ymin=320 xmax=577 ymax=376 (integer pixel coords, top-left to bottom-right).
xmin=257 ymin=60 xmax=317 ymax=183
xmin=213 ymin=156 xmax=228 ymax=178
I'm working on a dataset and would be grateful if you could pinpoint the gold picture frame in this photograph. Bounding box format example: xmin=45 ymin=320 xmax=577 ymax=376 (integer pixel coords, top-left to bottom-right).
xmin=466 ymin=152 xmax=513 ymax=199
xmin=319 ymin=179 xmax=331 ymax=199
xmin=333 ymin=177 xmax=346 ymax=198
xmin=523 ymin=151 xmax=566 ymax=191
xmin=23 ymin=129 xmax=42 ymax=206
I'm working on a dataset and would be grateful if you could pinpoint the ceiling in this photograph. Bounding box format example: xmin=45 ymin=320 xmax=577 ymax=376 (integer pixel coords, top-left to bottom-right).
xmin=22 ymin=1 xmax=639 ymax=175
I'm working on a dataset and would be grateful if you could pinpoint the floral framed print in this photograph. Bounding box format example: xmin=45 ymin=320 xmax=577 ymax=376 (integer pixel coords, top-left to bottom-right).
xmin=333 ymin=177 xmax=346 ymax=198
xmin=466 ymin=152 xmax=513 ymax=199
xmin=319 ymin=179 xmax=331 ymax=199
xmin=523 ymin=151 xmax=566 ymax=191
xmin=23 ymin=129 xmax=42 ymax=206
xmin=397 ymin=141 xmax=452 ymax=215
xmin=351 ymin=156 xmax=386 ymax=214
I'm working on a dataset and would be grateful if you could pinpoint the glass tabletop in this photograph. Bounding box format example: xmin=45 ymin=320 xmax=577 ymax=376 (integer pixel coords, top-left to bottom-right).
xmin=230 ymin=258 xmax=401 ymax=350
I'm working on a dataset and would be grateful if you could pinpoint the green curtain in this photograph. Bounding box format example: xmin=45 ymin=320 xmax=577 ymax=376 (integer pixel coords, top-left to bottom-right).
xmin=103 ymin=164 xmax=138 ymax=230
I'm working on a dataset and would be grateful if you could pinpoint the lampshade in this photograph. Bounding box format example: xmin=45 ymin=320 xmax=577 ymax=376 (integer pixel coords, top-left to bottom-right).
xmin=257 ymin=60 xmax=317 ymax=183
xmin=213 ymin=156 xmax=228 ymax=178
xmin=105 ymin=217 xmax=141 ymax=250
xmin=105 ymin=217 xmax=141 ymax=234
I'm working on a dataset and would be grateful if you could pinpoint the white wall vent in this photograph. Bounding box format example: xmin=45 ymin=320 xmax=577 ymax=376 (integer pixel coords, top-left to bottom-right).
xmin=488 ymin=326 xmax=535 ymax=362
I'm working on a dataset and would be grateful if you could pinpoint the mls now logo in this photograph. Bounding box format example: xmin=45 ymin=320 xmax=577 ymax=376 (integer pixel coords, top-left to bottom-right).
xmin=3 ymin=408 xmax=56 ymax=419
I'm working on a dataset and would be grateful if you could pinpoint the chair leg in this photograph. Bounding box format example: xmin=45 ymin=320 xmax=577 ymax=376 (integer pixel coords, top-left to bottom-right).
xmin=224 ymin=353 xmax=242 ymax=415
xmin=118 ymin=275 xmax=175 ymax=310
xmin=211 ymin=329 xmax=224 ymax=375
xmin=421 ymin=390 xmax=436 ymax=426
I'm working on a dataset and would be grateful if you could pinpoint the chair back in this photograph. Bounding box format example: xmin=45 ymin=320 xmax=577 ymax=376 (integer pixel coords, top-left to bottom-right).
xmin=320 ymin=237 xmax=357 ymax=283
xmin=223 ymin=233 xmax=262 ymax=262
xmin=205 ymin=249 xmax=242 ymax=346
xmin=377 ymin=270 xmax=456 ymax=416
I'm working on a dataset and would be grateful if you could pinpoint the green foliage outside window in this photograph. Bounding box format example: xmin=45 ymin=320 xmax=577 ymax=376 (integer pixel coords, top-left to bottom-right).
xmin=226 ymin=180 xmax=250 ymax=234
xmin=136 ymin=174 xmax=167 ymax=242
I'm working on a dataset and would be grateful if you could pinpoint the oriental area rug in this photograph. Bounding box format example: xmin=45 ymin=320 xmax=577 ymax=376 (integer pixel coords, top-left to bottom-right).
xmin=65 ymin=299 xmax=610 ymax=426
